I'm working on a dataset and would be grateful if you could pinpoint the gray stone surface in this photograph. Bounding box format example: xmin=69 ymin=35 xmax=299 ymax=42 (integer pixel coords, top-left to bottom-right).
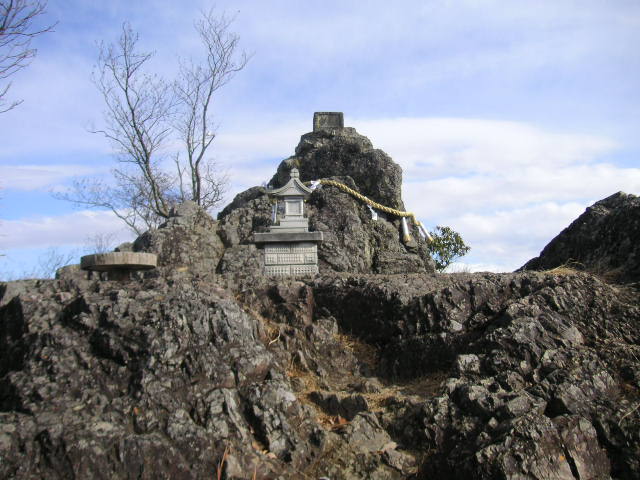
xmin=256 ymin=168 xmax=322 ymax=276
xmin=133 ymin=201 xmax=225 ymax=278
xmin=269 ymin=123 xmax=405 ymax=210
xmin=254 ymin=231 xmax=324 ymax=243
xmin=2 ymin=219 xmax=640 ymax=478
xmin=520 ymin=191 xmax=640 ymax=283
xmin=80 ymin=252 xmax=157 ymax=271
xmin=313 ymin=112 xmax=344 ymax=132
xmin=263 ymin=243 xmax=319 ymax=276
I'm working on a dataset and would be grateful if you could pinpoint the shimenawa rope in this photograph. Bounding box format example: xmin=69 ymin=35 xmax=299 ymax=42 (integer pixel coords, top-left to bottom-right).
xmin=307 ymin=179 xmax=432 ymax=242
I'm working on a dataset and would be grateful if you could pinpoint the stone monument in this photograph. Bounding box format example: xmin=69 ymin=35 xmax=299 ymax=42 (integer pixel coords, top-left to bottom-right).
xmin=254 ymin=168 xmax=323 ymax=276
xmin=313 ymin=112 xmax=344 ymax=132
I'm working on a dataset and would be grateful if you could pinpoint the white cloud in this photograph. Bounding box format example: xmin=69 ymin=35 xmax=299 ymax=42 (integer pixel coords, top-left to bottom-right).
xmin=354 ymin=118 xmax=616 ymax=178
xmin=354 ymin=117 xmax=637 ymax=272
xmin=212 ymin=120 xmax=309 ymax=197
xmin=446 ymin=262 xmax=510 ymax=274
xmin=444 ymin=201 xmax=589 ymax=272
xmin=0 ymin=164 xmax=105 ymax=191
xmin=0 ymin=210 xmax=133 ymax=250
xmin=216 ymin=121 xmax=308 ymax=163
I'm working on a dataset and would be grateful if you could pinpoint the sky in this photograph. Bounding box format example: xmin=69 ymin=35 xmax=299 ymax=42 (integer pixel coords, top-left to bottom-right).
xmin=1 ymin=0 xmax=639 ymax=278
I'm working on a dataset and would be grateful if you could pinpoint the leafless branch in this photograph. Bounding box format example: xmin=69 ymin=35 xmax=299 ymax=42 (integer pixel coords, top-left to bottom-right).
xmin=173 ymin=8 xmax=248 ymax=210
xmin=84 ymin=232 xmax=117 ymax=254
xmin=60 ymin=10 xmax=247 ymax=233
xmin=89 ymin=23 xmax=175 ymax=222
xmin=0 ymin=0 xmax=56 ymax=112
xmin=39 ymin=247 xmax=76 ymax=277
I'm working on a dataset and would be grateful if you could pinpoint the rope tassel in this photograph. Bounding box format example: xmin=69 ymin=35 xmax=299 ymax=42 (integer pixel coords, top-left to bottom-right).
xmin=304 ymin=178 xmax=433 ymax=243
xmin=367 ymin=205 xmax=378 ymax=220
xmin=417 ymin=223 xmax=433 ymax=242
xmin=401 ymin=217 xmax=412 ymax=243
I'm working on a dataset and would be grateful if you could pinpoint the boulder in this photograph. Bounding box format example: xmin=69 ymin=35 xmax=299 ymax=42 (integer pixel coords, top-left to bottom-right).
xmin=269 ymin=127 xmax=404 ymax=210
xmin=133 ymin=201 xmax=225 ymax=278
xmin=521 ymin=192 xmax=640 ymax=283
xmin=218 ymin=125 xmax=436 ymax=275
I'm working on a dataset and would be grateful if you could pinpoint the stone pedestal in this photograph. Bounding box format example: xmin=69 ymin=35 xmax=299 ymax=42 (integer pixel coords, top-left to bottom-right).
xmin=264 ymin=242 xmax=319 ymax=276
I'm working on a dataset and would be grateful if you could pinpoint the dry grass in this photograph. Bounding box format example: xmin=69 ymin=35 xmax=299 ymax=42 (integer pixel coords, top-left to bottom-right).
xmin=542 ymin=264 xmax=584 ymax=276
xmin=286 ymin=364 xmax=321 ymax=395
xmin=362 ymin=371 xmax=448 ymax=412
xmin=333 ymin=332 xmax=379 ymax=368
xmin=314 ymin=411 xmax=350 ymax=431
xmin=542 ymin=261 xmax=633 ymax=286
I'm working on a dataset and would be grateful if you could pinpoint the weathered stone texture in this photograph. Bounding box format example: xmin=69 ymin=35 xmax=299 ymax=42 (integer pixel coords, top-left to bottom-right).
xmin=133 ymin=201 xmax=225 ymax=278
xmin=2 ymin=199 xmax=640 ymax=478
xmin=218 ymin=125 xmax=435 ymax=275
xmin=269 ymin=127 xmax=405 ymax=210
xmin=521 ymin=191 xmax=640 ymax=283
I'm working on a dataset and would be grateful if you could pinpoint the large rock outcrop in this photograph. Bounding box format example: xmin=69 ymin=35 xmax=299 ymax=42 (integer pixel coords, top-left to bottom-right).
xmin=521 ymin=192 xmax=640 ymax=284
xmin=215 ymin=125 xmax=435 ymax=275
xmin=2 ymin=264 xmax=639 ymax=478
xmin=120 ymin=124 xmax=435 ymax=277
xmin=268 ymin=127 xmax=404 ymax=210
xmin=2 ymin=114 xmax=639 ymax=478
xmin=131 ymin=201 xmax=227 ymax=278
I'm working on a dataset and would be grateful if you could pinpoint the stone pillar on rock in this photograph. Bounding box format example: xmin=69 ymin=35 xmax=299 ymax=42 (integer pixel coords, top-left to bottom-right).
xmin=254 ymin=168 xmax=323 ymax=276
xmin=313 ymin=112 xmax=344 ymax=132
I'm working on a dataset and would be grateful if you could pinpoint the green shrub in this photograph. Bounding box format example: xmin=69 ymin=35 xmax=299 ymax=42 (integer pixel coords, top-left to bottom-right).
xmin=427 ymin=225 xmax=470 ymax=272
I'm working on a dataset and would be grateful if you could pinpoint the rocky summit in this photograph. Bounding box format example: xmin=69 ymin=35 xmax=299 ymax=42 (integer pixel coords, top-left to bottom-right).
xmin=521 ymin=192 xmax=640 ymax=285
xmin=1 ymin=121 xmax=639 ymax=479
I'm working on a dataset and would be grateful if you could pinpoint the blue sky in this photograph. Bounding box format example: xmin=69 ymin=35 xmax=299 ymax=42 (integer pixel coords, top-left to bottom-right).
xmin=1 ymin=0 xmax=639 ymax=278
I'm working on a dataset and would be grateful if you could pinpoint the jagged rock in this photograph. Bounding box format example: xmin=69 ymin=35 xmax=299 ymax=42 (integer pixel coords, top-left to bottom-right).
xmin=521 ymin=191 xmax=640 ymax=283
xmin=269 ymin=127 xmax=404 ymax=209
xmin=306 ymin=176 xmax=434 ymax=274
xmin=308 ymin=391 xmax=369 ymax=420
xmin=133 ymin=201 xmax=225 ymax=278
xmin=340 ymin=412 xmax=393 ymax=453
xmin=217 ymin=127 xmax=436 ymax=275
xmin=0 ymin=275 xmax=318 ymax=478
xmin=310 ymin=271 xmax=639 ymax=478
xmin=3 ymin=148 xmax=640 ymax=480
xmin=2 ymin=262 xmax=639 ymax=478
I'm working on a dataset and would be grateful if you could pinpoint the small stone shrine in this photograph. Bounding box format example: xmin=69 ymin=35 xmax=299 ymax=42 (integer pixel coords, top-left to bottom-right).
xmin=254 ymin=168 xmax=323 ymax=276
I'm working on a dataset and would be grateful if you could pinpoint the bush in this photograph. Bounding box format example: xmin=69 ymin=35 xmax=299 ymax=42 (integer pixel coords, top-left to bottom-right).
xmin=427 ymin=225 xmax=470 ymax=271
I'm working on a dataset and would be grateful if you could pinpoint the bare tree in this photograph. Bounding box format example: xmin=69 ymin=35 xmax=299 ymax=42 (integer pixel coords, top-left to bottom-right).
xmin=59 ymin=10 xmax=247 ymax=234
xmin=66 ymin=23 xmax=176 ymax=233
xmin=36 ymin=247 xmax=76 ymax=278
xmin=85 ymin=231 xmax=117 ymax=254
xmin=0 ymin=0 xmax=56 ymax=112
xmin=173 ymin=10 xmax=247 ymax=210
